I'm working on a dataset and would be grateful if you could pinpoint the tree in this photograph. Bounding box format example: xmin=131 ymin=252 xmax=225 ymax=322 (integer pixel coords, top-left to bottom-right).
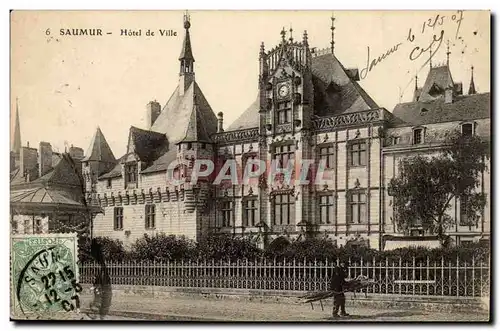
xmin=388 ymin=131 xmax=490 ymax=244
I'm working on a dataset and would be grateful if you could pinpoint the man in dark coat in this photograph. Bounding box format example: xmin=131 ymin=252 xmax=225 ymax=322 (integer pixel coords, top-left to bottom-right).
xmin=330 ymin=263 xmax=349 ymax=317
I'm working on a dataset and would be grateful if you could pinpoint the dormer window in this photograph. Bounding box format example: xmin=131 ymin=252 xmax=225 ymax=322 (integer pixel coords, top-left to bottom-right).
xmin=413 ymin=128 xmax=424 ymax=145
xmin=461 ymin=123 xmax=474 ymax=136
xmin=125 ymin=162 xmax=137 ymax=184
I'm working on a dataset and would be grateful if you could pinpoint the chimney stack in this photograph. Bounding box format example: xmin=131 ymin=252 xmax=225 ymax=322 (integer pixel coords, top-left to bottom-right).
xmin=69 ymin=145 xmax=84 ymax=160
xmin=39 ymin=142 xmax=53 ymax=177
xmin=20 ymin=145 xmax=38 ymax=181
xmin=146 ymin=100 xmax=162 ymax=128
xmin=444 ymin=87 xmax=454 ymax=104
xmin=217 ymin=112 xmax=224 ymax=133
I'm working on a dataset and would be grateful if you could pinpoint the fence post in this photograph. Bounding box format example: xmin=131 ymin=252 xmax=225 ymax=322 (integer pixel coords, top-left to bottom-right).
xmin=456 ymin=255 xmax=459 ymax=297
xmin=472 ymin=255 xmax=475 ymax=297
xmin=385 ymin=257 xmax=389 ymax=295
xmin=480 ymin=259 xmax=483 ymax=297
xmin=372 ymin=256 xmax=376 ymax=294
xmin=448 ymin=260 xmax=452 ymax=296
xmin=441 ymin=256 xmax=444 ymax=296
xmin=412 ymin=256 xmax=416 ymax=296
xmin=398 ymin=257 xmax=402 ymax=295
xmin=426 ymin=256 xmax=430 ymax=296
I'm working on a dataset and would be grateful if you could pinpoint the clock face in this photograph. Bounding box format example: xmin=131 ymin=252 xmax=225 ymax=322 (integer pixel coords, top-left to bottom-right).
xmin=278 ymin=84 xmax=290 ymax=97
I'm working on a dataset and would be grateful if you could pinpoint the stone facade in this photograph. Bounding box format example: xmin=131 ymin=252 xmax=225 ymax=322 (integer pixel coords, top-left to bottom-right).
xmin=86 ymin=15 xmax=490 ymax=250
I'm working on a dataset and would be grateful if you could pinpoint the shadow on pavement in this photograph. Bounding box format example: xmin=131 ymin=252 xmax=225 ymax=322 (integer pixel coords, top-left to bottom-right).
xmin=323 ymin=310 xmax=425 ymax=321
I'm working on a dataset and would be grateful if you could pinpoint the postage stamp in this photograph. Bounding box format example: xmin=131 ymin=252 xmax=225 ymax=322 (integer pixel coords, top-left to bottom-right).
xmin=10 ymin=233 xmax=82 ymax=320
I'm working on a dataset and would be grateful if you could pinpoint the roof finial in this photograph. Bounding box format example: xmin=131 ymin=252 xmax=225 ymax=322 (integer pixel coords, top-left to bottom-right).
xmin=468 ymin=65 xmax=477 ymax=95
xmin=302 ymin=30 xmax=308 ymax=46
xmin=183 ymin=10 xmax=191 ymax=30
xmin=330 ymin=13 xmax=336 ymax=54
xmin=446 ymin=39 xmax=451 ymax=67
xmin=289 ymin=25 xmax=293 ymax=43
xmin=429 ymin=45 xmax=432 ymax=69
xmin=259 ymin=41 xmax=265 ymax=57
xmin=280 ymin=27 xmax=286 ymax=43
xmin=415 ymin=73 xmax=418 ymax=91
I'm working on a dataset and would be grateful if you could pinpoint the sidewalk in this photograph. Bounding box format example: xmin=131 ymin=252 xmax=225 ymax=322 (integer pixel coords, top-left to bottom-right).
xmin=79 ymin=294 xmax=490 ymax=322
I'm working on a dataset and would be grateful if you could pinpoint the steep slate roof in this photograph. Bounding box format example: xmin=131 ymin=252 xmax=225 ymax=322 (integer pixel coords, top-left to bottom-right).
xmin=150 ymin=82 xmax=218 ymax=144
xmin=141 ymin=149 xmax=178 ymax=174
xmin=33 ymin=153 xmax=83 ymax=187
xmin=392 ymin=92 xmax=490 ymax=126
xmin=226 ymin=52 xmax=379 ymax=130
xmin=98 ymin=155 xmax=125 ymax=179
xmin=418 ymin=65 xmax=455 ymax=102
xmin=227 ymin=96 xmax=260 ymax=131
xmin=82 ymin=127 xmax=117 ymax=163
xmin=127 ymin=126 xmax=169 ymax=164
xmin=179 ymin=25 xmax=194 ymax=61
xmin=179 ymin=97 xmax=212 ymax=143
xmin=311 ymin=53 xmax=379 ymax=115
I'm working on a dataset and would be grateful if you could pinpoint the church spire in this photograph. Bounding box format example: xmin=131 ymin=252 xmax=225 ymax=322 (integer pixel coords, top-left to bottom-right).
xmin=12 ymin=97 xmax=21 ymax=154
xmin=468 ymin=65 xmax=477 ymax=95
xmin=179 ymin=11 xmax=195 ymax=95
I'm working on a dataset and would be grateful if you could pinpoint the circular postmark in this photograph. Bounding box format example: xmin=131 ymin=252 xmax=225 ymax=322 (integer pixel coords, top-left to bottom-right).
xmin=15 ymin=244 xmax=82 ymax=318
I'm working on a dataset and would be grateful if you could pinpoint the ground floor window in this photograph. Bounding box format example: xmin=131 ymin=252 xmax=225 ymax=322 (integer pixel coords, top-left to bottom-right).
xmin=348 ymin=191 xmax=367 ymax=224
xmin=319 ymin=194 xmax=335 ymax=224
xmin=243 ymin=198 xmax=258 ymax=227
xmin=114 ymin=207 xmax=123 ymax=230
xmin=272 ymin=193 xmax=295 ymax=225
xmin=221 ymin=201 xmax=233 ymax=227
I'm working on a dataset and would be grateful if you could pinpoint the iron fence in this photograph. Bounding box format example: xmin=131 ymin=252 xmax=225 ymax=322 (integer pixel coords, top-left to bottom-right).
xmin=79 ymin=256 xmax=490 ymax=298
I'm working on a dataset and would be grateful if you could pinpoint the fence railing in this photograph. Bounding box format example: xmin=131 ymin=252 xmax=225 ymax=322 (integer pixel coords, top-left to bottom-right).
xmin=79 ymin=256 xmax=490 ymax=298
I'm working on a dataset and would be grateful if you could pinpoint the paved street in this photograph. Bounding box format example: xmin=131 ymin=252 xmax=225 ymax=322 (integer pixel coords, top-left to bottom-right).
xmin=79 ymin=295 xmax=489 ymax=322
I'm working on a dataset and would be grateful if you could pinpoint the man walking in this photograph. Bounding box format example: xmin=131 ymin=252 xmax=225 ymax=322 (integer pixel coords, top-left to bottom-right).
xmin=330 ymin=263 xmax=349 ymax=318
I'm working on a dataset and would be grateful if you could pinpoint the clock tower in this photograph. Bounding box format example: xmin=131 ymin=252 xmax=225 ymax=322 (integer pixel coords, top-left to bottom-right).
xmin=257 ymin=27 xmax=314 ymax=233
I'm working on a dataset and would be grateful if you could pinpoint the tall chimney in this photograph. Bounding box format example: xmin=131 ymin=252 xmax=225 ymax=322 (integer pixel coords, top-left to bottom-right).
xmin=217 ymin=112 xmax=224 ymax=133
xmin=146 ymin=100 xmax=162 ymax=128
xmin=20 ymin=145 xmax=38 ymax=181
xmin=39 ymin=142 xmax=53 ymax=177
xmin=444 ymin=87 xmax=454 ymax=104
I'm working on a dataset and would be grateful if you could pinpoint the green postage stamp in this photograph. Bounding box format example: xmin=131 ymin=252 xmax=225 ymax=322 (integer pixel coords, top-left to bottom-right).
xmin=10 ymin=233 xmax=82 ymax=320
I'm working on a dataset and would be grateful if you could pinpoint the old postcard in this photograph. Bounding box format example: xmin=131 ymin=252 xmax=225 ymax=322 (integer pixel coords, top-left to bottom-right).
xmin=10 ymin=10 xmax=491 ymax=322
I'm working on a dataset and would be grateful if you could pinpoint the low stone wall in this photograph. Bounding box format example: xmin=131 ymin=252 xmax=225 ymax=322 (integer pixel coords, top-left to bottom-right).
xmin=81 ymin=284 xmax=489 ymax=313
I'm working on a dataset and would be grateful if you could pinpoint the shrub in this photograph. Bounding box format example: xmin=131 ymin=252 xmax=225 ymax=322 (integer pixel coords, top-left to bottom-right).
xmin=129 ymin=233 xmax=196 ymax=261
xmin=195 ymin=234 xmax=262 ymax=261
xmin=79 ymin=236 xmax=128 ymax=263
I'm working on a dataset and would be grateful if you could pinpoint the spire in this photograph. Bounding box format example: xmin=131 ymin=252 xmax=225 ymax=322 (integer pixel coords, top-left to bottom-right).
xmin=414 ymin=74 xmax=418 ymax=91
xmin=446 ymin=40 xmax=451 ymax=67
xmin=330 ymin=13 xmax=335 ymax=54
xmin=289 ymin=25 xmax=293 ymax=43
xmin=280 ymin=27 xmax=286 ymax=43
xmin=179 ymin=11 xmax=195 ymax=94
xmin=11 ymin=97 xmax=21 ymax=154
xmin=468 ymin=65 xmax=477 ymax=95
xmin=302 ymin=30 xmax=308 ymax=47
xmin=82 ymin=126 xmax=116 ymax=164
xmin=179 ymin=11 xmax=195 ymax=73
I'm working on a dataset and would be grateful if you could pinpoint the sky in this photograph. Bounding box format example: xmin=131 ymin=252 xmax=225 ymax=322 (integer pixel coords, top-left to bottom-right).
xmin=10 ymin=10 xmax=490 ymax=158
